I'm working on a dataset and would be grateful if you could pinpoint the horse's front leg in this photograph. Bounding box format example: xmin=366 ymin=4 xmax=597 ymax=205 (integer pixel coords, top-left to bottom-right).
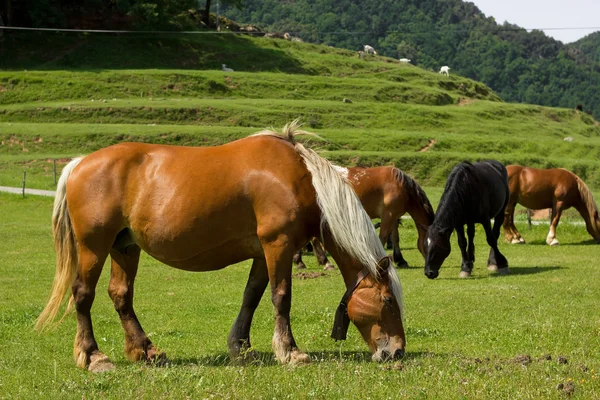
xmin=228 ymin=257 xmax=269 ymax=363
xmin=263 ymin=240 xmax=310 ymax=365
xmin=504 ymin=196 xmax=524 ymax=244
xmin=483 ymin=217 xmax=509 ymax=273
xmin=546 ymin=201 xmax=564 ymax=246
xmin=456 ymin=225 xmax=472 ymax=278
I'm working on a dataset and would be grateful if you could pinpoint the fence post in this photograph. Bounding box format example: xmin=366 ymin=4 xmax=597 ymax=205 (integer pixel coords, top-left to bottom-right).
xmin=22 ymin=171 xmax=26 ymax=198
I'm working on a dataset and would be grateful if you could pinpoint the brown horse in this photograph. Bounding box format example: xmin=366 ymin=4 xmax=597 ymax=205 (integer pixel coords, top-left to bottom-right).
xmin=294 ymin=166 xmax=434 ymax=269
xmin=504 ymin=165 xmax=600 ymax=245
xmin=36 ymin=122 xmax=406 ymax=372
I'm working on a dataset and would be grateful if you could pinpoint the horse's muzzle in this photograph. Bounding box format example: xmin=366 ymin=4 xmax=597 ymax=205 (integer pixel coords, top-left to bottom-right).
xmin=373 ymin=348 xmax=405 ymax=362
xmin=424 ymin=269 xmax=439 ymax=279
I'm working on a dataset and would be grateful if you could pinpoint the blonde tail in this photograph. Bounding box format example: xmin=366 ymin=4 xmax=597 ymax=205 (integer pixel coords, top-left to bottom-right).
xmin=36 ymin=157 xmax=84 ymax=330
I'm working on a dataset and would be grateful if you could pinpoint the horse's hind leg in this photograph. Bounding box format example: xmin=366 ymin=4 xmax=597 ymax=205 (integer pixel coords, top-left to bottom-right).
xmin=546 ymin=201 xmax=564 ymax=246
xmin=263 ymin=240 xmax=310 ymax=365
xmin=381 ymin=215 xmax=408 ymax=268
xmin=73 ymin=245 xmax=114 ymax=372
xmin=108 ymin=245 xmax=164 ymax=364
xmin=485 ymin=214 xmax=509 ymax=273
xmin=228 ymin=257 xmax=269 ymax=362
xmin=312 ymin=237 xmax=335 ymax=270
xmin=293 ymin=247 xmax=306 ymax=269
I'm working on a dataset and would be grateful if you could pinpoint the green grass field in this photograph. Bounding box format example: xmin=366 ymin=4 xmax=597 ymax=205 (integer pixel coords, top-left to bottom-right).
xmin=1 ymin=192 xmax=599 ymax=398
xmin=1 ymin=30 xmax=600 ymax=398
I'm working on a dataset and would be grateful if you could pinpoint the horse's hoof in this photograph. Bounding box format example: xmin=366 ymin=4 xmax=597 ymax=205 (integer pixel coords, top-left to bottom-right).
xmin=496 ymin=267 xmax=510 ymax=275
xmin=487 ymin=264 xmax=498 ymax=272
xmin=396 ymin=262 xmax=409 ymax=269
xmin=548 ymin=238 xmax=559 ymax=246
xmin=146 ymin=346 xmax=168 ymax=366
xmin=323 ymin=262 xmax=336 ymax=271
xmin=296 ymin=263 xmax=307 ymax=270
xmin=519 ymin=237 xmax=526 ymax=243
xmin=510 ymin=238 xmax=524 ymax=244
xmin=459 ymin=271 xmax=471 ymax=278
xmin=88 ymin=353 xmax=115 ymax=373
xmin=289 ymin=350 xmax=311 ymax=365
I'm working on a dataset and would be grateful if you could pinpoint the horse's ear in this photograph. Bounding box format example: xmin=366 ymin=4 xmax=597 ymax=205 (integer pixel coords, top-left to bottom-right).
xmin=376 ymin=256 xmax=391 ymax=276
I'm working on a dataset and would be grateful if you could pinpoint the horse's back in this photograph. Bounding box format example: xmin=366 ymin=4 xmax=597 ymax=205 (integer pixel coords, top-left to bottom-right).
xmin=508 ymin=165 xmax=577 ymax=209
xmin=348 ymin=166 xmax=403 ymax=218
xmin=66 ymin=137 xmax=320 ymax=270
xmin=473 ymin=160 xmax=509 ymax=211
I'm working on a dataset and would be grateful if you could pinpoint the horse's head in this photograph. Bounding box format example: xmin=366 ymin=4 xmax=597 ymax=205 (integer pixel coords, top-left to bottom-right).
xmin=341 ymin=258 xmax=406 ymax=362
xmin=424 ymin=226 xmax=452 ymax=279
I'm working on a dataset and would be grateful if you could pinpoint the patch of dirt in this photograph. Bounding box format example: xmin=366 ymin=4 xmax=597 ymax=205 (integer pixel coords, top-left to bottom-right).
xmin=458 ymin=98 xmax=474 ymax=106
xmin=538 ymin=354 xmax=552 ymax=362
xmin=418 ymin=139 xmax=436 ymax=152
xmin=557 ymin=356 xmax=568 ymax=364
xmin=512 ymin=354 xmax=532 ymax=365
xmin=557 ymin=381 xmax=575 ymax=396
xmin=295 ymin=271 xmax=326 ymax=279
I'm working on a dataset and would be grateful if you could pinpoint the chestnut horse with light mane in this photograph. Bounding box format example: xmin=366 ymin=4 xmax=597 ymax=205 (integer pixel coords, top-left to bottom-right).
xmin=294 ymin=166 xmax=434 ymax=269
xmin=504 ymin=165 xmax=600 ymax=245
xmin=36 ymin=121 xmax=405 ymax=372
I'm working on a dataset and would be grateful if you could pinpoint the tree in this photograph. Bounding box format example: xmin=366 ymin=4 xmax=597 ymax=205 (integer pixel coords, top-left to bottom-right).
xmin=203 ymin=0 xmax=244 ymax=27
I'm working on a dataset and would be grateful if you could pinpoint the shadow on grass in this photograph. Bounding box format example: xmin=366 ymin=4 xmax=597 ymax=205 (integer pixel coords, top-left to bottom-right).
xmin=0 ymin=31 xmax=315 ymax=74
xmin=555 ymin=239 xmax=599 ymax=246
xmin=496 ymin=265 xmax=563 ymax=276
xmin=153 ymin=350 xmax=437 ymax=367
xmin=435 ymin=265 xmax=562 ymax=280
xmin=519 ymin=239 xmax=597 ymax=246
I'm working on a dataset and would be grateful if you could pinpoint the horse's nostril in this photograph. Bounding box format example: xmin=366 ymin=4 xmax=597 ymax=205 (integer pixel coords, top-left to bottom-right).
xmin=393 ymin=348 xmax=405 ymax=359
xmin=380 ymin=350 xmax=390 ymax=360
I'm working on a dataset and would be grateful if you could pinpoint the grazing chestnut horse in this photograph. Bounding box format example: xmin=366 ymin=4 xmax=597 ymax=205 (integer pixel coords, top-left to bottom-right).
xmin=503 ymin=165 xmax=600 ymax=245
xmin=424 ymin=161 xmax=509 ymax=279
xmin=294 ymin=166 xmax=434 ymax=269
xmin=36 ymin=122 xmax=405 ymax=372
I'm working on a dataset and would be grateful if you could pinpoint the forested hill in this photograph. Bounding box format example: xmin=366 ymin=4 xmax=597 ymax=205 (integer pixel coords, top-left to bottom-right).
xmin=573 ymin=32 xmax=600 ymax=64
xmin=222 ymin=0 xmax=600 ymax=119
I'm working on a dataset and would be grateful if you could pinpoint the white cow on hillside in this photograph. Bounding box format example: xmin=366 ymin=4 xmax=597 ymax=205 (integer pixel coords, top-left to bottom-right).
xmin=364 ymin=45 xmax=377 ymax=55
xmin=221 ymin=64 xmax=234 ymax=72
xmin=439 ymin=66 xmax=450 ymax=76
xmin=399 ymin=58 xmax=411 ymax=63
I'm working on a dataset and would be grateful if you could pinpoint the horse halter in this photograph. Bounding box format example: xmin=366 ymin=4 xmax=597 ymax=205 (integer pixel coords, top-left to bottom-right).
xmin=331 ymin=256 xmax=391 ymax=341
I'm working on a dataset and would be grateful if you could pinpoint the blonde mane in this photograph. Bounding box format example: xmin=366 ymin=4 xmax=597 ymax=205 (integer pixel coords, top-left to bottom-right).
xmin=252 ymin=120 xmax=404 ymax=312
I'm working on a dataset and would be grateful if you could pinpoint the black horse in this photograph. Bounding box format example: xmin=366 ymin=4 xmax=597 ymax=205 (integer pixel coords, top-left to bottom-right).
xmin=424 ymin=160 xmax=509 ymax=279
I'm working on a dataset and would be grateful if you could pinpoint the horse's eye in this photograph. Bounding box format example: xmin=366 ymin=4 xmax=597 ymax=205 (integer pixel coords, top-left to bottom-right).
xmin=383 ymin=296 xmax=393 ymax=305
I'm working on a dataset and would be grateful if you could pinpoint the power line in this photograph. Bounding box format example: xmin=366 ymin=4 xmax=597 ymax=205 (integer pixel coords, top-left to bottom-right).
xmin=0 ymin=25 xmax=599 ymax=35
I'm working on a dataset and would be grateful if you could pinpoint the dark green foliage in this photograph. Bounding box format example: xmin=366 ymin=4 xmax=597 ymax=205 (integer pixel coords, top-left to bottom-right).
xmin=221 ymin=0 xmax=600 ymax=119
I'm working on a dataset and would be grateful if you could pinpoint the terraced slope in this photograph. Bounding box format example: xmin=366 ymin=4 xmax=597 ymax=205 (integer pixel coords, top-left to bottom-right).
xmin=0 ymin=33 xmax=599 ymax=190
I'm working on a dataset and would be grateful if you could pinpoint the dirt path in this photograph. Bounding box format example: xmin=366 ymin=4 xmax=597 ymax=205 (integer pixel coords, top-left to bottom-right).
xmin=0 ymin=186 xmax=55 ymax=197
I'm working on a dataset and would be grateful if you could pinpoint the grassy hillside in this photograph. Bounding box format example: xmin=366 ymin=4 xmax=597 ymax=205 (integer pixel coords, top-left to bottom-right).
xmin=1 ymin=32 xmax=600 ymax=192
